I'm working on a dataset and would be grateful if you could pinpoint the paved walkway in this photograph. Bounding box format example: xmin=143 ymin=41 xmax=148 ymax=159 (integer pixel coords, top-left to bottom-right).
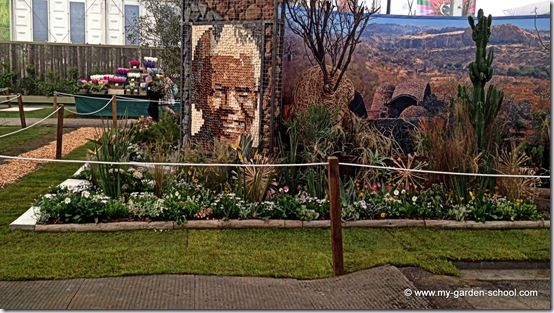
xmin=0 ymin=266 xmax=430 ymax=310
xmin=0 ymin=265 xmax=550 ymax=310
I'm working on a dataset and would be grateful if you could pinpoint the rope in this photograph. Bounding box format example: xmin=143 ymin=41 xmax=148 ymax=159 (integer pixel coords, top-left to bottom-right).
xmin=0 ymin=155 xmax=328 ymax=168
xmin=339 ymin=162 xmax=550 ymax=179
xmin=0 ymin=151 xmax=547 ymax=179
xmin=64 ymin=98 xmax=113 ymax=115
xmin=0 ymin=96 xmax=20 ymax=105
xmin=116 ymin=95 xmax=182 ymax=104
xmin=55 ymin=92 xmax=107 ymax=100
xmin=55 ymin=91 xmax=179 ymax=105
xmin=0 ymin=106 xmax=62 ymax=139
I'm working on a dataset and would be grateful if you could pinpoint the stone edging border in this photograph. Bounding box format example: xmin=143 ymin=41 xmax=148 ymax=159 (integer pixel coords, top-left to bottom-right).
xmin=30 ymin=219 xmax=550 ymax=232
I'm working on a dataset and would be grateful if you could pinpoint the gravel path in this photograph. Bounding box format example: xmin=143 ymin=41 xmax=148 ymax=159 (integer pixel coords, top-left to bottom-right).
xmin=0 ymin=127 xmax=99 ymax=188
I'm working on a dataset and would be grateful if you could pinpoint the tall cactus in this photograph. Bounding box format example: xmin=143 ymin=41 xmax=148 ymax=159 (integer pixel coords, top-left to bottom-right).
xmin=458 ymin=9 xmax=504 ymax=165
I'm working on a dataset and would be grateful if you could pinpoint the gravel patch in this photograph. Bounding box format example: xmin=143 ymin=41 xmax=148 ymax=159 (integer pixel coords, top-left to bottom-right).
xmin=0 ymin=127 xmax=99 ymax=188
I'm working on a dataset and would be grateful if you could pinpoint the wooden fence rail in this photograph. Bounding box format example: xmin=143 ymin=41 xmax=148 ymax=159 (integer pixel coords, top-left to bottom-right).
xmin=0 ymin=41 xmax=162 ymax=79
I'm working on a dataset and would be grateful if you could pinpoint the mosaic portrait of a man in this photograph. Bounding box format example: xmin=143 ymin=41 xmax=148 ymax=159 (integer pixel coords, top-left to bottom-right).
xmin=191 ymin=24 xmax=263 ymax=147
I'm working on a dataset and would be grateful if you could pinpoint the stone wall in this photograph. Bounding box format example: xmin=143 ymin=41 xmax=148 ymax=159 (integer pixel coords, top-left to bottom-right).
xmin=182 ymin=0 xmax=283 ymax=150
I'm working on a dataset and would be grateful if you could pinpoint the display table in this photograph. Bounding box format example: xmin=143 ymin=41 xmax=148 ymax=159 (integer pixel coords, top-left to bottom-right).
xmin=75 ymin=94 xmax=150 ymax=118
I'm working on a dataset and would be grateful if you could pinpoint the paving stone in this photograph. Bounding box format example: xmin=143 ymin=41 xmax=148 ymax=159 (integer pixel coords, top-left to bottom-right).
xmin=194 ymin=275 xmax=313 ymax=309
xmin=301 ymin=265 xmax=432 ymax=309
xmin=68 ymin=275 xmax=195 ymax=309
xmin=0 ymin=279 xmax=83 ymax=310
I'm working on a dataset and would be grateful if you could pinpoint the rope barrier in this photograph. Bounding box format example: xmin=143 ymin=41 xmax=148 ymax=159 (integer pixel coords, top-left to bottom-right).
xmin=0 ymin=153 xmax=547 ymax=179
xmin=0 ymin=155 xmax=327 ymax=168
xmin=55 ymin=91 xmax=181 ymax=105
xmin=54 ymin=92 xmax=107 ymax=100
xmin=339 ymin=162 xmax=550 ymax=179
xmin=116 ymin=95 xmax=182 ymax=104
xmin=0 ymin=106 xmax=62 ymax=139
xmin=0 ymin=96 xmax=20 ymax=105
xmin=64 ymin=97 xmax=113 ymax=115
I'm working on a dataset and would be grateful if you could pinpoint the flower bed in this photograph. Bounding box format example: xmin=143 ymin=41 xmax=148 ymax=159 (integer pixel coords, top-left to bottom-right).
xmin=33 ymin=166 xmax=542 ymax=226
xmin=30 ymin=107 xmax=545 ymax=226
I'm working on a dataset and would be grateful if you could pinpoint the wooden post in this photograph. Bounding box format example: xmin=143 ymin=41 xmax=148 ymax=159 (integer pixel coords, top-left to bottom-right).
xmin=53 ymin=94 xmax=58 ymax=109
xmin=56 ymin=104 xmax=64 ymax=160
xmin=111 ymin=95 xmax=117 ymax=129
xmin=327 ymin=156 xmax=344 ymax=276
xmin=17 ymin=94 xmax=26 ymax=128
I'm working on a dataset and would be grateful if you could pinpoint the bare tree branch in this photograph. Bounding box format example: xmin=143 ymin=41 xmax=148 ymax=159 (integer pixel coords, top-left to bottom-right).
xmin=534 ymin=7 xmax=550 ymax=51
xmin=285 ymin=0 xmax=379 ymax=95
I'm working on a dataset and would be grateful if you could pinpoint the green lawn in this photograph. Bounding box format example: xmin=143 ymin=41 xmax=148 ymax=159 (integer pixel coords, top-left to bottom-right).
xmin=0 ymin=107 xmax=73 ymax=119
xmin=0 ymin=144 xmax=550 ymax=281
xmin=0 ymin=126 xmax=56 ymax=155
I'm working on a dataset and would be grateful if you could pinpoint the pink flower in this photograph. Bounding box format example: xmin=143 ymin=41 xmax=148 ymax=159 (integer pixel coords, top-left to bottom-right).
xmin=371 ymin=182 xmax=378 ymax=191
xmin=283 ymin=186 xmax=289 ymax=193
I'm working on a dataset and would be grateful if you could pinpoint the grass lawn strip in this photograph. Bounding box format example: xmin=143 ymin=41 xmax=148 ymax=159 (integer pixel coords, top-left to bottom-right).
xmin=0 ymin=126 xmax=57 ymax=156
xmin=0 ymin=126 xmax=78 ymax=159
xmin=0 ymin=127 xmax=98 ymax=188
xmin=0 ymin=107 xmax=73 ymax=119
xmin=0 ymin=143 xmax=549 ymax=281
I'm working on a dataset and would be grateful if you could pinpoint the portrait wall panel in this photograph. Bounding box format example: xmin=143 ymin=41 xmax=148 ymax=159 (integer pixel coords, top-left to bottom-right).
xmin=190 ymin=23 xmax=264 ymax=147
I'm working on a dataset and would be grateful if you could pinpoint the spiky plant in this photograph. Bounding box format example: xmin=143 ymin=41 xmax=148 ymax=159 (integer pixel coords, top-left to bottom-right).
xmin=495 ymin=143 xmax=540 ymax=202
xmin=457 ymin=9 xmax=504 ymax=186
xmin=389 ymin=154 xmax=428 ymax=191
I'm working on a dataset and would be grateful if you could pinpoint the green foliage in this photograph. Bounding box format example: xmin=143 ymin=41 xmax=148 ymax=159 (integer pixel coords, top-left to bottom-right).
xmin=0 ymin=65 xmax=79 ymax=96
xmin=233 ymin=134 xmax=277 ymax=203
xmin=36 ymin=186 xmax=128 ymax=224
xmin=278 ymin=120 xmax=300 ymax=194
xmin=37 ymin=71 xmax=80 ymax=96
xmin=295 ymin=104 xmax=342 ymax=162
xmin=181 ymin=141 xmax=235 ymax=192
xmin=135 ymin=113 xmax=181 ymax=148
xmin=0 ymin=62 xmax=16 ymax=90
xmin=89 ymin=122 xmax=137 ymax=198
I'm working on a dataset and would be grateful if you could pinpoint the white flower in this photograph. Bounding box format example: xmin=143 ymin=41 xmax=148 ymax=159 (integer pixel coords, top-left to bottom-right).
xmin=133 ymin=171 xmax=143 ymax=180
xmin=401 ymin=189 xmax=406 ymax=194
xmin=64 ymin=197 xmax=71 ymax=204
xmin=412 ymin=196 xmax=417 ymax=202
xmin=44 ymin=194 xmax=55 ymax=199
xmin=82 ymin=191 xmax=91 ymax=199
xmin=393 ymin=190 xmax=400 ymax=196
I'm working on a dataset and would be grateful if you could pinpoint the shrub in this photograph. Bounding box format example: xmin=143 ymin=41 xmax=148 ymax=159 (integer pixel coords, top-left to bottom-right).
xmin=35 ymin=186 xmax=126 ymax=224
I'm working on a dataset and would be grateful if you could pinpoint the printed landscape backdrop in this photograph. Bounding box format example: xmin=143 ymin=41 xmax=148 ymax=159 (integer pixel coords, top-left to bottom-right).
xmin=283 ymin=13 xmax=551 ymax=117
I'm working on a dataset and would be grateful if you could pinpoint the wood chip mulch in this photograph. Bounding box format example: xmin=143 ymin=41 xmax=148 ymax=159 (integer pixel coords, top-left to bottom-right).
xmin=0 ymin=127 xmax=100 ymax=189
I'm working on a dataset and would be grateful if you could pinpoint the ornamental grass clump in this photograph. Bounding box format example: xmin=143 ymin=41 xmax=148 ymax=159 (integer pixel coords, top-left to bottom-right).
xmin=89 ymin=120 xmax=136 ymax=198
